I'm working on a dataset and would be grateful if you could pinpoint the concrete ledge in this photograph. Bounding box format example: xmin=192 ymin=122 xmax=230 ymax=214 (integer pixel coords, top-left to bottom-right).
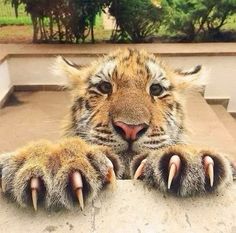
xmin=230 ymin=112 xmax=236 ymax=118
xmin=0 ymin=86 xmax=13 ymax=108
xmin=0 ymin=85 xmax=66 ymax=108
xmin=2 ymin=44 xmax=236 ymax=111
xmin=14 ymin=84 xmax=65 ymax=92
xmin=0 ymin=180 xmax=235 ymax=233
xmin=205 ymin=98 xmax=230 ymax=109
xmin=1 ymin=43 xmax=236 ymax=64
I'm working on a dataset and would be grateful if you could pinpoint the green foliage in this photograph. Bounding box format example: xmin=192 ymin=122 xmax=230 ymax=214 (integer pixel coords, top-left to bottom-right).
xmin=206 ymin=0 xmax=236 ymax=36
xmin=109 ymin=0 xmax=162 ymax=42
xmin=0 ymin=15 xmax=31 ymax=25
xmin=8 ymin=0 xmax=110 ymax=43
xmin=2 ymin=0 xmax=236 ymax=43
xmin=70 ymin=0 xmax=110 ymax=43
xmin=162 ymin=0 xmax=236 ymax=41
xmin=0 ymin=0 xmax=31 ymax=25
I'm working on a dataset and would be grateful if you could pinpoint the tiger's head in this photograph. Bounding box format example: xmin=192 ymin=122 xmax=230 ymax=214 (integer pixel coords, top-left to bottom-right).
xmin=56 ymin=49 xmax=202 ymax=154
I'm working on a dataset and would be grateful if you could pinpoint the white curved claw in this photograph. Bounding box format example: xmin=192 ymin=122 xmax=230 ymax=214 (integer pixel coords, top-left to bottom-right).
xmin=71 ymin=171 xmax=84 ymax=210
xmin=75 ymin=188 xmax=84 ymax=210
xmin=30 ymin=177 xmax=40 ymax=211
xmin=168 ymin=163 xmax=177 ymax=189
xmin=31 ymin=189 xmax=38 ymax=211
xmin=105 ymin=158 xmax=117 ymax=190
xmin=167 ymin=155 xmax=181 ymax=189
xmin=204 ymin=156 xmax=214 ymax=187
xmin=134 ymin=159 xmax=147 ymax=180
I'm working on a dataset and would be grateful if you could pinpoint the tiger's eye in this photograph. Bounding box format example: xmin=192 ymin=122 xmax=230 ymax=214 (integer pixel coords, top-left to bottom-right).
xmin=97 ymin=81 xmax=112 ymax=94
xmin=150 ymin=84 xmax=163 ymax=96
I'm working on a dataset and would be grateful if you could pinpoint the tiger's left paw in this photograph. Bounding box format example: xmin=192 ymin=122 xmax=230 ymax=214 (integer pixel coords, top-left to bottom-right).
xmin=131 ymin=145 xmax=233 ymax=196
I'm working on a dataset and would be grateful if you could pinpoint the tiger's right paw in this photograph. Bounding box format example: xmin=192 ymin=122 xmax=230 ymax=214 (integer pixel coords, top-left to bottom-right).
xmin=0 ymin=138 xmax=122 ymax=210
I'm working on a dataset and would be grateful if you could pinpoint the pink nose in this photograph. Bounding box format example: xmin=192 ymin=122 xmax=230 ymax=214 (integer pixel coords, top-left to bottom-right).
xmin=113 ymin=121 xmax=148 ymax=141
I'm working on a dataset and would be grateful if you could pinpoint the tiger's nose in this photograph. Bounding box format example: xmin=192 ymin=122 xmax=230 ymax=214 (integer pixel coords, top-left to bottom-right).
xmin=113 ymin=121 xmax=149 ymax=141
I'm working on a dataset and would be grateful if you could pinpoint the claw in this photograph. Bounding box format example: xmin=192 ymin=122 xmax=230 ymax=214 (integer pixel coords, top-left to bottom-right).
xmin=208 ymin=164 xmax=214 ymax=187
xmin=1 ymin=179 xmax=6 ymax=193
xmin=71 ymin=171 xmax=84 ymax=210
xmin=167 ymin=155 xmax=181 ymax=189
xmin=168 ymin=163 xmax=176 ymax=189
xmin=106 ymin=158 xmax=116 ymax=189
xmin=134 ymin=159 xmax=147 ymax=180
xmin=30 ymin=177 xmax=40 ymax=211
xmin=75 ymin=188 xmax=84 ymax=210
xmin=204 ymin=156 xmax=214 ymax=187
xmin=31 ymin=189 xmax=38 ymax=211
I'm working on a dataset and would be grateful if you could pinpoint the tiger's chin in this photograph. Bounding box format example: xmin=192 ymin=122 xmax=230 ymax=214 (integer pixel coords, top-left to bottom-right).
xmin=109 ymin=141 xmax=136 ymax=155
xmin=111 ymin=141 xmax=148 ymax=156
xmin=115 ymin=140 xmax=171 ymax=156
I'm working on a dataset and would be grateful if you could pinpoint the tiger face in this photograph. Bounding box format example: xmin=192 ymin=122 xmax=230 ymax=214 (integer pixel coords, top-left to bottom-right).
xmin=57 ymin=49 xmax=202 ymax=154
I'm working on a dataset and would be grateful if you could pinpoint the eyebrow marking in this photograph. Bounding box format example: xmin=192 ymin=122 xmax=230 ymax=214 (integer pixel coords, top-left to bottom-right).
xmin=146 ymin=60 xmax=171 ymax=90
xmin=90 ymin=59 xmax=117 ymax=85
xmin=90 ymin=75 xmax=104 ymax=85
xmin=146 ymin=60 xmax=164 ymax=80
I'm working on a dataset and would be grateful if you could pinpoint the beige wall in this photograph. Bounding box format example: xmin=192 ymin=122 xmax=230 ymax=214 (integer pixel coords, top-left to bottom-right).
xmin=162 ymin=56 xmax=236 ymax=112
xmin=0 ymin=60 xmax=12 ymax=103
xmin=3 ymin=55 xmax=236 ymax=112
xmin=8 ymin=56 xmax=67 ymax=86
xmin=7 ymin=56 xmax=95 ymax=86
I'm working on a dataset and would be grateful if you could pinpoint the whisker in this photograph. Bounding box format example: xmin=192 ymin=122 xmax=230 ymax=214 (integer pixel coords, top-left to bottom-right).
xmin=143 ymin=139 xmax=166 ymax=145
xmin=94 ymin=128 xmax=113 ymax=135
xmin=148 ymin=133 xmax=165 ymax=137
xmin=92 ymin=134 xmax=117 ymax=143
xmin=143 ymin=143 xmax=167 ymax=150
xmin=89 ymin=138 xmax=116 ymax=146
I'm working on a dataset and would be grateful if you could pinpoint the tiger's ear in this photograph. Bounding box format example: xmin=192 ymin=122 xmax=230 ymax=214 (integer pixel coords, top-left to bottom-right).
xmin=174 ymin=65 xmax=202 ymax=76
xmin=173 ymin=65 xmax=207 ymax=91
xmin=53 ymin=56 xmax=86 ymax=88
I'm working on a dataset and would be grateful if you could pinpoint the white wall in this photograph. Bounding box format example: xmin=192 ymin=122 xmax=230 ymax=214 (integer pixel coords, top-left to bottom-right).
xmin=162 ymin=56 xmax=236 ymax=112
xmin=4 ymin=55 xmax=236 ymax=112
xmin=7 ymin=56 xmax=94 ymax=86
xmin=8 ymin=56 xmax=67 ymax=86
xmin=0 ymin=60 xmax=12 ymax=103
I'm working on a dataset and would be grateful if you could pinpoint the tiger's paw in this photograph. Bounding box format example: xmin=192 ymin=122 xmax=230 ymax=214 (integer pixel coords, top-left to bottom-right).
xmin=0 ymin=138 xmax=122 ymax=210
xmin=131 ymin=145 xmax=233 ymax=196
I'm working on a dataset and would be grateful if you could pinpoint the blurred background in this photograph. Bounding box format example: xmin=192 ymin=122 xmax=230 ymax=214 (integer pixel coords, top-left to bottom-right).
xmin=0 ymin=0 xmax=236 ymax=44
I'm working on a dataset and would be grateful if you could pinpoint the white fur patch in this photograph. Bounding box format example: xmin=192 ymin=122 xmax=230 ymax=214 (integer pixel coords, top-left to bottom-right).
xmin=146 ymin=60 xmax=170 ymax=90
xmin=90 ymin=59 xmax=117 ymax=85
xmin=146 ymin=60 xmax=165 ymax=79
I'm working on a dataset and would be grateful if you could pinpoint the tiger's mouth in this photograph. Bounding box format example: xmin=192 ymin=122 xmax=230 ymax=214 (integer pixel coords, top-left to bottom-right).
xmin=83 ymin=120 xmax=171 ymax=154
xmin=125 ymin=140 xmax=137 ymax=153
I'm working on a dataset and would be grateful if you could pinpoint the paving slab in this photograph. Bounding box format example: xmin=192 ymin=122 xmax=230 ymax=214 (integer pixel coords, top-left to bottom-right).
xmin=0 ymin=91 xmax=235 ymax=233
